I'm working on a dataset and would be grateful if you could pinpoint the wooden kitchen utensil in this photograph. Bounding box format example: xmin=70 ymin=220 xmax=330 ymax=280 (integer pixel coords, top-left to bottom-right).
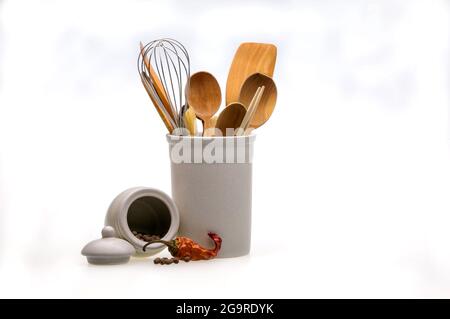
xmin=183 ymin=106 xmax=197 ymax=136
xmin=187 ymin=71 xmax=221 ymax=136
xmin=139 ymin=73 xmax=175 ymax=133
xmin=239 ymin=73 xmax=277 ymax=129
xmin=215 ymin=102 xmax=247 ymax=136
xmin=141 ymin=74 xmax=175 ymax=134
xmin=225 ymin=42 xmax=277 ymax=105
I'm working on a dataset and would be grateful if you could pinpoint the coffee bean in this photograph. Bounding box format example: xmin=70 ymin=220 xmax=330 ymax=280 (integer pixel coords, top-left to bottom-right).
xmin=183 ymin=256 xmax=191 ymax=262
xmin=152 ymin=256 xmax=183 ymax=266
xmin=132 ymin=231 xmax=162 ymax=242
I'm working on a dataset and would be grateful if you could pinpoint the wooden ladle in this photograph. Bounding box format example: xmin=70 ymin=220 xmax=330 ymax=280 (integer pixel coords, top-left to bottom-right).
xmin=187 ymin=71 xmax=221 ymax=136
xmin=215 ymin=102 xmax=247 ymax=136
xmin=238 ymin=73 xmax=277 ymax=128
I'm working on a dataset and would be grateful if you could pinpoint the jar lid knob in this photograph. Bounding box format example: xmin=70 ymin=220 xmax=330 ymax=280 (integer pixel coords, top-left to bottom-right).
xmin=102 ymin=226 xmax=117 ymax=238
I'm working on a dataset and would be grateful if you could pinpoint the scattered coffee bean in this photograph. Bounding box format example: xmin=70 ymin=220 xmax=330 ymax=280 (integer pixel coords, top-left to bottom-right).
xmin=183 ymin=256 xmax=191 ymax=262
xmin=151 ymin=256 xmax=187 ymax=266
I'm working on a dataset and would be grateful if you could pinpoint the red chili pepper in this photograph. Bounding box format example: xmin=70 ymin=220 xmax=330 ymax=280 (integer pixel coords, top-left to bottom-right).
xmin=143 ymin=232 xmax=222 ymax=261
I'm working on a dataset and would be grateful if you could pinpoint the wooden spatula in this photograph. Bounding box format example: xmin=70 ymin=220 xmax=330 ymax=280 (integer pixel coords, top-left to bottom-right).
xmin=225 ymin=42 xmax=277 ymax=105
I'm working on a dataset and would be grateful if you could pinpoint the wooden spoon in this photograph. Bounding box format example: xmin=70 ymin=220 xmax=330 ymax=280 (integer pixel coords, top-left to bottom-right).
xmin=215 ymin=102 xmax=247 ymax=136
xmin=187 ymin=71 xmax=221 ymax=136
xmin=239 ymin=73 xmax=277 ymax=128
xmin=226 ymin=42 xmax=277 ymax=105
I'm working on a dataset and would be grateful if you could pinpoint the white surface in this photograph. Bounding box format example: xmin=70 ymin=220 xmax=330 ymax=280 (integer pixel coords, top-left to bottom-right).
xmin=0 ymin=0 xmax=449 ymax=298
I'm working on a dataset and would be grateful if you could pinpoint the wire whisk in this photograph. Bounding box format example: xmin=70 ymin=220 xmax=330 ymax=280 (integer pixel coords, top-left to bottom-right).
xmin=138 ymin=38 xmax=190 ymax=131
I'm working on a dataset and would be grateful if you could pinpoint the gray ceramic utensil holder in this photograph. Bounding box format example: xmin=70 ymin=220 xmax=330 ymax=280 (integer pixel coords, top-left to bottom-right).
xmin=167 ymin=134 xmax=256 ymax=258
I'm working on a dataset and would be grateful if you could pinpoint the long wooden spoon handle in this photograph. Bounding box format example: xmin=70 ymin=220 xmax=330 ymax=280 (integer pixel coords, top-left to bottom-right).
xmin=203 ymin=117 xmax=217 ymax=137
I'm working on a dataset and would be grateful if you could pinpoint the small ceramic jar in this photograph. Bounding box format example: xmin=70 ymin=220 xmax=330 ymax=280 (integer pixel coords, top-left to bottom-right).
xmin=105 ymin=187 xmax=180 ymax=256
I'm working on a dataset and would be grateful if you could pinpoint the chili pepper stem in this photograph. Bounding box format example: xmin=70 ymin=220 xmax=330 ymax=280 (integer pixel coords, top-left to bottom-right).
xmin=208 ymin=232 xmax=222 ymax=255
xmin=143 ymin=239 xmax=177 ymax=252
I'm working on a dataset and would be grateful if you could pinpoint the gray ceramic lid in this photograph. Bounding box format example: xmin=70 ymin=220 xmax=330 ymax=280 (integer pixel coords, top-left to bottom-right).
xmin=82 ymin=226 xmax=135 ymax=265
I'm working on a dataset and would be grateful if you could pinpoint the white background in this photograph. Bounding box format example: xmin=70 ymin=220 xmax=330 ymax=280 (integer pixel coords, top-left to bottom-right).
xmin=0 ymin=0 xmax=449 ymax=298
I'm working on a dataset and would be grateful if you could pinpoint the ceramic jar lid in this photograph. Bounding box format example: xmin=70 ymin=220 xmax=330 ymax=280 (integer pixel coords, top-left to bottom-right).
xmin=81 ymin=226 xmax=135 ymax=265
